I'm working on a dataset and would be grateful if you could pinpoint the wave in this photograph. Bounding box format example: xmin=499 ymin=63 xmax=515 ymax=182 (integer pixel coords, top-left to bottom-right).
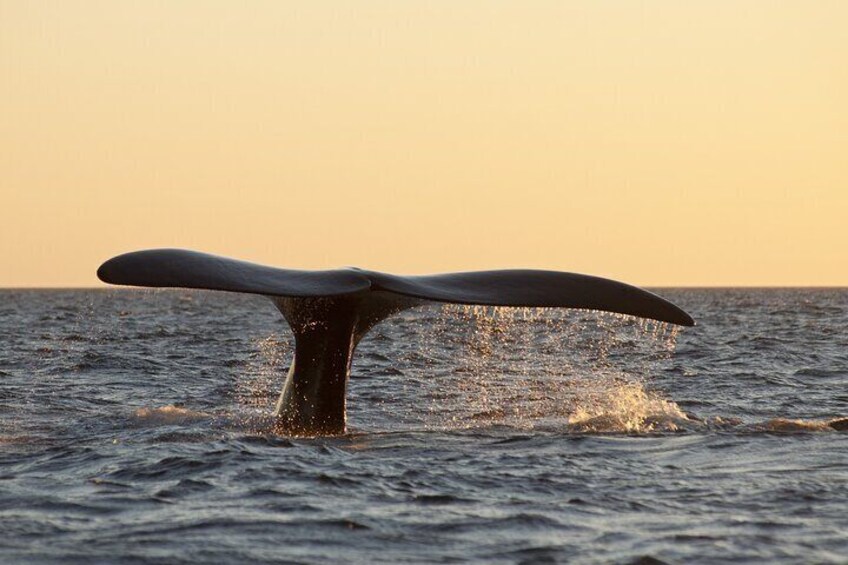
xmin=130 ymin=405 xmax=211 ymax=426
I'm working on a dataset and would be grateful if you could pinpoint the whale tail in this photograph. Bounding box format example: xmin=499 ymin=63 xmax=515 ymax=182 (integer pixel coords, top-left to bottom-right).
xmin=98 ymin=249 xmax=694 ymax=435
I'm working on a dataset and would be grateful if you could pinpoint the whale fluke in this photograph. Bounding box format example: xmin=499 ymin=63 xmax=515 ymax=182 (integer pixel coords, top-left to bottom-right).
xmin=98 ymin=248 xmax=694 ymax=435
xmin=367 ymin=270 xmax=694 ymax=326
xmin=97 ymin=249 xmax=371 ymax=297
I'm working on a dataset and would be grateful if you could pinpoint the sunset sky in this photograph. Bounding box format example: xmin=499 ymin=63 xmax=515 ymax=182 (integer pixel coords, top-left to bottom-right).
xmin=1 ymin=1 xmax=845 ymax=287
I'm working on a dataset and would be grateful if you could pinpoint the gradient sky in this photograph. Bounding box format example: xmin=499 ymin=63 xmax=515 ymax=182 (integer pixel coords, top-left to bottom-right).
xmin=1 ymin=1 xmax=846 ymax=287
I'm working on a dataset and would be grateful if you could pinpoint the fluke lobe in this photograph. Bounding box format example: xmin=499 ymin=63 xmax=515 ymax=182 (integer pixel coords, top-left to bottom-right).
xmin=98 ymin=249 xmax=694 ymax=436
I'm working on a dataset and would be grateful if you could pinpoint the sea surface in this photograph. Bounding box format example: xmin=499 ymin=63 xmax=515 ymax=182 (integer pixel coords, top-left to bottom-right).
xmin=1 ymin=288 xmax=846 ymax=564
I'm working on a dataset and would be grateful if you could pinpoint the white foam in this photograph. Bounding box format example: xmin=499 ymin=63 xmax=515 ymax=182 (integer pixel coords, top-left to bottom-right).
xmin=566 ymin=379 xmax=690 ymax=433
xmin=131 ymin=405 xmax=210 ymax=425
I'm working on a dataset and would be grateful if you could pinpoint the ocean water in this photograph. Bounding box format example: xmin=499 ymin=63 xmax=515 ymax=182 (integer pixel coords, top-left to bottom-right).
xmin=1 ymin=288 xmax=846 ymax=564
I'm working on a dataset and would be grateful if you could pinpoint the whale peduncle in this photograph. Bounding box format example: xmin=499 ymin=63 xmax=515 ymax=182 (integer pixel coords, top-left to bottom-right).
xmin=271 ymin=292 xmax=421 ymax=435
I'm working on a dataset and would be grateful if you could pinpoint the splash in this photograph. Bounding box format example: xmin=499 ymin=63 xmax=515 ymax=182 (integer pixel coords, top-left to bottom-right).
xmin=224 ymin=333 xmax=294 ymax=433
xmin=566 ymin=377 xmax=690 ymax=433
xmin=131 ymin=404 xmax=210 ymax=425
xmin=212 ymin=304 xmax=848 ymax=436
xmin=412 ymin=305 xmax=688 ymax=433
xmin=233 ymin=333 xmax=292 ymax=410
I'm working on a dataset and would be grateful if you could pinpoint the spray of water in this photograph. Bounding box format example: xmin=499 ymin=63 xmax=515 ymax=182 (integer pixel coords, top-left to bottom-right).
xmin=215 ymin=304 xmax=847 ymax=435
xmin=407 ymin=305 xmax=688 ymax=433
xmin=230 ymin=333 xmax=292 ymax=433
xmin=228 ymin=305 xmax=688 ymax=434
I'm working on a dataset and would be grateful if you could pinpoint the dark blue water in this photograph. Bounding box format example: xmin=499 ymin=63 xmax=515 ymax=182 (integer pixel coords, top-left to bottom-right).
xmin=1 ymin=289 xmax=846 ymax=563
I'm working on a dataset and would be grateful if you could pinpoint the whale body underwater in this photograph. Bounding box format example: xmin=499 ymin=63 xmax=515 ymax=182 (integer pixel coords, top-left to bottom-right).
xmin=97 ymin=249 xmax=696 ymax=436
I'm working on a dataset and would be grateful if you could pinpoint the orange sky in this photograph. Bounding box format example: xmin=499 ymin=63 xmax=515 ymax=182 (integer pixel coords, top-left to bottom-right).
xmin=1 ymin=1 xmax=846 ymax=287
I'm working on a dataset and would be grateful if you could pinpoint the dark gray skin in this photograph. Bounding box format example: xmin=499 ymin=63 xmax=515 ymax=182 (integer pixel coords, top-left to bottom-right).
xmin=272 ymin=292 xmax=421 ymax=435
xmin=98 ymin=249 xmax=694 ymax=436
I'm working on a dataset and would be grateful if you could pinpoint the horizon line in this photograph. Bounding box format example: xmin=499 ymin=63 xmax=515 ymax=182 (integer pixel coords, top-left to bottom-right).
xmin=2 ymin=285 xmax=847 ymax=291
